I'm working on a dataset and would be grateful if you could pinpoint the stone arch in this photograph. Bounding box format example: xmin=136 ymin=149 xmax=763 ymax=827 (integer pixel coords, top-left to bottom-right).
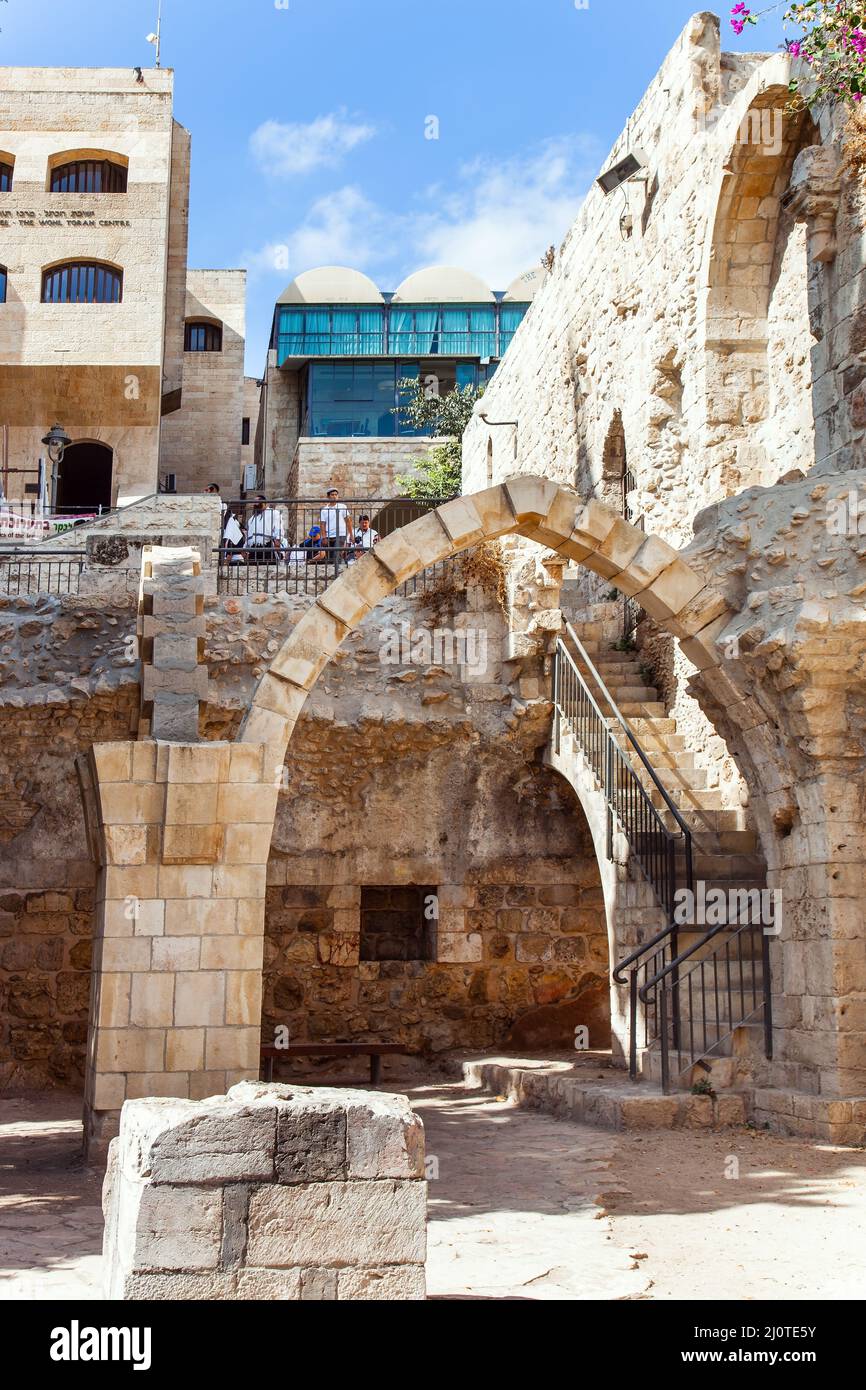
xmin=239 ymin=478 xmax=732 ymax=761
xmin=700 ymin=60 xmax=826 ymax=490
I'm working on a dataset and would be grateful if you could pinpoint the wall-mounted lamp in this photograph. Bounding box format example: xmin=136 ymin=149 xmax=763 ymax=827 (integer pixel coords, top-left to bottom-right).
xmin=596 ymin=149 xmax=650 ymax=195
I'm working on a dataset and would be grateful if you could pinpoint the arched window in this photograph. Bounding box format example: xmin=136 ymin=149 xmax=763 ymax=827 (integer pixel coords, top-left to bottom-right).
xmin=41 ymin=261 xmax=123 ymax=304
xmin=185 ymin=321 xmax=222 ymax=352
xmin=0 ymin=162 xmax=13 ymax=192
xmin=0 ymin=267 xmax=6 ymax=304
xmin=49 ymin=158 xmax=128 ymax=193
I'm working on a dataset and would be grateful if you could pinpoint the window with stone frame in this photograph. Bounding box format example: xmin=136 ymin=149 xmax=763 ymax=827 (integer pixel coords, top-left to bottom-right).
xmin=359 ymin=885 xmax=437 ymax=962
xmin=185 ymin=320 xmax=223 ymax=352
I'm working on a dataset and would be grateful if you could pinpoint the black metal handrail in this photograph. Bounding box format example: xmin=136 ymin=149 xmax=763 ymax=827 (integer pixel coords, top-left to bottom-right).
xmin=552 ymin=622 xmax=696 ymax=1078
xmin=639 ymin=909 xmax=773 ymax=1091
xmin=0 ymin=549 xmax=85 ymax=595
xmin=556 ymin=622 xmax=694 ymax=910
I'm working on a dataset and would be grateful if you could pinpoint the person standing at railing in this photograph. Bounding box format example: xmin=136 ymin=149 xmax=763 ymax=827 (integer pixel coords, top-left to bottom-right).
xmin=207 ymin=483 xmax=246 ymax=564
xmin=319 ymin=488 xmax=354 ymax=568
xmin=246 ymin=494 xmax=286 ymax=564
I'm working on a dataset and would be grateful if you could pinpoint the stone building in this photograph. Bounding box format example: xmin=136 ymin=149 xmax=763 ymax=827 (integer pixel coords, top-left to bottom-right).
xmin=159 ymin=270 xmax=248 ymax=496
xmin=255 ymin=263 xmax=544 ymax=497
xmin=0 ymin=67 xmax=246 ymax=511
xmin=2 ymin=14 xmax=866 ymax=1156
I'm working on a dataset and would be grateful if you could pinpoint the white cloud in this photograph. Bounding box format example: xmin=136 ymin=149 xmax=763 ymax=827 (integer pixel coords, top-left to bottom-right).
xmin=245 ymin=135 xmax=601 ymax=289
xmin=250 ymin=112 xmax=376 ymax=177
xmin=412 ymin=138 xmax=599 ymax=286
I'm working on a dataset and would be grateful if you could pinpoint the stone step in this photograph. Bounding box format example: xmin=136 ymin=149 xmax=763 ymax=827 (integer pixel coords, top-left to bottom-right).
xmin=606 ymin=685 xmax=660 ymax=703
xmin=628 ymin=747 xmax=699 ymax=772
xmin=619 ymin=701 xmax=668 ymax=718
xmin=682 ymin=851 xmax=766 ymax=878
xmin=646 ymin=786 xmax=727 ymax=813
xmin=636 ymin=763 xmax=710 ymax=793
xmin=618 ymin=716 xmax=678 ymax=736
xmin=595 ymin=661 xmax=646 ymax=678
xmin=664 ymin=807 xmax=751 ymax=835
xmin=456 ymin=1056 xmax=747 ymax=1132
xmin=640 ymin=1049 xmax=738 ymax=1091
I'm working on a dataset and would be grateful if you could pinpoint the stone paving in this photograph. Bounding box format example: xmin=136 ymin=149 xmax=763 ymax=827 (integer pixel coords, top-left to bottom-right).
xmin=3 ymin=1082 xmax=865 ymax=1301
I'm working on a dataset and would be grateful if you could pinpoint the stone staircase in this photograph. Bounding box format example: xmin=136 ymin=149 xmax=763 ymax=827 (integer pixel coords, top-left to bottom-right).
xmin=552 ymin=596 xmax=771 ymax=1107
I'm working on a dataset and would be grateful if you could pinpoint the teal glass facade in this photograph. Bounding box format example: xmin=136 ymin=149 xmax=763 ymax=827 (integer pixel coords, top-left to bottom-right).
xmin=276 ymin=301 xmax=527 ymax=365
xmin=276 ymin=293 xmax=529 ymax=439
xmin=305 ymin=360 xmax=497 ymax=438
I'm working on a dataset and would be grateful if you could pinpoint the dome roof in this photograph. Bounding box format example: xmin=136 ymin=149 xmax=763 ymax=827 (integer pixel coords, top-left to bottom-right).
xmin=503 ymin=266 xmax=547 ymax=302
xmin=391 ymin=265 xmax=495 ymax=304
xmin=277 ymin=266 xmax=384 ymax=305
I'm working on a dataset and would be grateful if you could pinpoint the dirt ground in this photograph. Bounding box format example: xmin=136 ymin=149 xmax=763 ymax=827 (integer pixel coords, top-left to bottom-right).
xmin=1 ymin=1084 xmax=864 ymax=1301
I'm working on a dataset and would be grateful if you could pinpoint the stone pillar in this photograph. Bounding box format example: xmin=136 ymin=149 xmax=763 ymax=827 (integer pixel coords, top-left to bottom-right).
xmin=102 ymin=1082 xmax=427 ymax=1300
xmin=77 ymin=738 xmax=279 ymax=1159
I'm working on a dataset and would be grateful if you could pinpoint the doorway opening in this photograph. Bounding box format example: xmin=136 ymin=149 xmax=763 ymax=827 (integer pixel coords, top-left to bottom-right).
xmin=56 ymin=441 xmax=113 ymax=514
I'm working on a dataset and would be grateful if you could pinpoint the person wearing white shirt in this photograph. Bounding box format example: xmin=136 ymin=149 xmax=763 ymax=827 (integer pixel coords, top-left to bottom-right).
xmin=319 ymin=487 xmax=354 ymax=567
xmin=347 ymin=514 xmax=379 ymax=562
xmin=246 ymin=495 xmax=285 ymax=563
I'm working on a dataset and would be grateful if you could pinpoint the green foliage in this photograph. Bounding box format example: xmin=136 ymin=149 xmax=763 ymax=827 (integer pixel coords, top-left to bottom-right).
xmin=733 ymin=3 xmax=866 ymax=110
xmin=395 ymin=378 xmax=484 ymax=502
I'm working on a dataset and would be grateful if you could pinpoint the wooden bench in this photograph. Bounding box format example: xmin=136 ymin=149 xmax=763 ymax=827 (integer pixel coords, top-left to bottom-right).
xmin=260 ymin=1042 xmax=408 ymax=1087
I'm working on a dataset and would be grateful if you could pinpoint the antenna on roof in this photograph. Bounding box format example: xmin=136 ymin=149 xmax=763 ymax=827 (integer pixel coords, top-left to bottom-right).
xmin=146 ymin=0 xmax=163 ymax=68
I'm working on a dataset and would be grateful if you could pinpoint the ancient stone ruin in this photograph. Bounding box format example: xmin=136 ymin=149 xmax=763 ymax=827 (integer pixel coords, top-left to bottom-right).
xmin=102 ymin=1083 xmax=427 ymax=1300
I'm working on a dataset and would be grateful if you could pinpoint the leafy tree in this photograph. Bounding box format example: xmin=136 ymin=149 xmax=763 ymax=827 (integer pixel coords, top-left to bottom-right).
xmin=394 ymin=378 xmax=484 ymax=501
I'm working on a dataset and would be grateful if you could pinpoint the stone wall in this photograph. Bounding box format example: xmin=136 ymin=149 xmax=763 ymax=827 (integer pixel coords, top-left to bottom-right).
xmin=159 ymin=270 xmax=247 ymax=496
xmin=0 ymin=539 xmax=610 ymax=1092
xmin=292 ymin=437 xmax=432 ymax=498
xmin=102 ymin=1082 xmax=427 ymax=1300
xmin=459 ymin=14 xmax=860 ymax=799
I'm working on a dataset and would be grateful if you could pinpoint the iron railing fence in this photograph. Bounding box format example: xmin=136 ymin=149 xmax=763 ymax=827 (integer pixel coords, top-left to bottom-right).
xmin=0 ymin=549 xmax=85 ymax=595
xmin=640 ymin=911 xmax=773 ymax=1091
xmin=217 ymin=550 xmax=455 ymax=599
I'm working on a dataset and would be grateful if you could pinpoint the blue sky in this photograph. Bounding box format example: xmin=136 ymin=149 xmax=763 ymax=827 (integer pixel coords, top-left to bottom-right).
xmin=1 ymin=1 xmax=789 ymax=371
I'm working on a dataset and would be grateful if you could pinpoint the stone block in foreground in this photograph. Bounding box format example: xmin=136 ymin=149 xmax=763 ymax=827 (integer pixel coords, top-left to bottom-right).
xmin=102 ymin=1083 xmax=427 ymax=1300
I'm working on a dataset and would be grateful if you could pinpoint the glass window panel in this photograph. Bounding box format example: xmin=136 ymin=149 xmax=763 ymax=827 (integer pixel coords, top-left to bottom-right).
xmin=41 ymin=262 xmax=122 ymax=304
xmin=0 ymin=267 xmax=6 ymax=304
xmin=0 ymin=163 xmax=14 ymax=192
xmin=304 ymin=310 xmax=331 ymax=355
xmin=499 ymin=304 xmax=528 ymax=355
xmin=360 ymin=309 xmax=385 ymax=353
xmin=331 ymin=310 xmax=358 ymax=355
xmin=50 ymin=160 xmax=127 ymax=194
